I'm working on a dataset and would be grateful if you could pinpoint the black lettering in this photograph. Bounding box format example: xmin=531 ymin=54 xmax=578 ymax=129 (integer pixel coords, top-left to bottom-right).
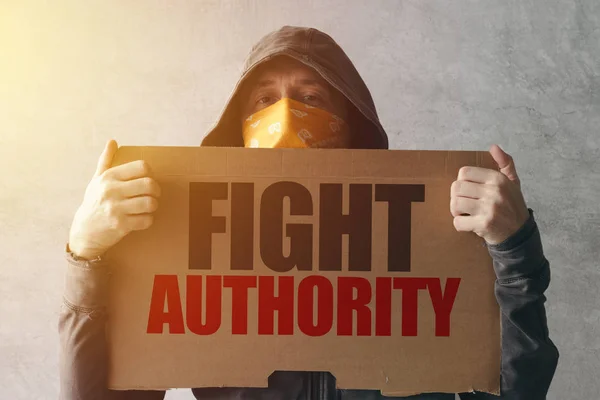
xmin=189 ymin=182 xmax=228 ymax=270
xmin=231 ymin=183 xmax=254 ymax=270
xmin=319 ymin=184 xmax=372 ymax=271
xmin=260 ymin=182 xmax=313 ymax=272
xmin=375 ymin=184 xmax=425 ymax=272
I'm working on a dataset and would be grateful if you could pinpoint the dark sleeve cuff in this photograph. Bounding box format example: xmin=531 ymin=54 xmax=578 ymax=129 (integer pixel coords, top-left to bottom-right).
xmin=485 ymin=208 xmax=547 ymax=280
xmin=63 ymin=243 xmax=111 ymax=310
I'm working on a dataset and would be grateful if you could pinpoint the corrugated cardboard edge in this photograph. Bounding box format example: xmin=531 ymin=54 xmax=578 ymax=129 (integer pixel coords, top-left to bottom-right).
xmin=112 ymin=146 xmax=498 ymax=179
xmin=381 ymin=384 xmax=501 ymax=397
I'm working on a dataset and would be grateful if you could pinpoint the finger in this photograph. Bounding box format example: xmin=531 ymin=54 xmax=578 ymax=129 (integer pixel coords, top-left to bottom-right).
xmin=489 ymin=144 xmax=521 ymax=185
xmin=450 ymin=196 xmax=480 ymax=217
xmin=450 ymin=180 xmax=485 ymax=199
xmin=94 ymin=139 xmax=118 ymax=178
xmin=118 ymin=196 xmax=159 ymax=215
xmin=453 ymin=215 xmax=477 ymax=232
xmin=106 ymin=159 xmax=152 ymax=182
xmin=124 ymin=213 xmax=154 ymax=232
xmin=116 ymin=177 xmax=161 ymax=199
xmin=457 ymin=166 xmax=502 ymax=185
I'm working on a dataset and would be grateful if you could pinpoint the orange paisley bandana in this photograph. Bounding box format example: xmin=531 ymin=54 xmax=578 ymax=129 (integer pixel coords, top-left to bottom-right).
xmin=242 ymin=98 xmax=350 ymax=148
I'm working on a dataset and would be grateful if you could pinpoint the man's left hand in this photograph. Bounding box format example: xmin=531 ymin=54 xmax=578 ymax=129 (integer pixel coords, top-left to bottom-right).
xmin=450 ymin=144 xmax=530 ymax=245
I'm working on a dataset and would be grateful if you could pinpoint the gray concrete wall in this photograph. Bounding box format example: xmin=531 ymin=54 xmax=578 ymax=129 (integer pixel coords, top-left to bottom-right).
xmin=1 ymin=1 xmax=598 ymax=399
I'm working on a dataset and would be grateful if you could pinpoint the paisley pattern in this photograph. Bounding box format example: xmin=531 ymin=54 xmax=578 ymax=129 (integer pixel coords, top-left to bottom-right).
xmin=242 ymin=98 xmax=350 ymax=148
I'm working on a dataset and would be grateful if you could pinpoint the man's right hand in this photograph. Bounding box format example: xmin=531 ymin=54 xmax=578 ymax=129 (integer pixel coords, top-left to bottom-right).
xmin=67 ymin=139 xmax=161 ymax=260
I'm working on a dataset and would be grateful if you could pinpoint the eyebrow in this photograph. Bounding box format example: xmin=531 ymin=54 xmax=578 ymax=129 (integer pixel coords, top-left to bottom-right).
xmin=296 ymin=78 xmax=323 ymax=86
xmin=255 ymin=79 xmax=276 ymax=88
xmin=254 ymin=78 xmax=325 ymax=89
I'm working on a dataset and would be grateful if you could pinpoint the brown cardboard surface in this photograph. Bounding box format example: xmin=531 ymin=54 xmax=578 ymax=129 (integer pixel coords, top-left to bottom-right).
xmin=105 ymin=146 xmax=501 ymax=396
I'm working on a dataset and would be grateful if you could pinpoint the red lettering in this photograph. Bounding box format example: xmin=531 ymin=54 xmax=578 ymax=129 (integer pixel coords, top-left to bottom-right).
xmin=223 ymin=276 xmax=257 ymax=334
xmin=298 ymin=276 xmax=333 ymax=336
xmin=147 ymin=275 xmax=461 ymax=337
xmin=258 ymin=276 xmax=294 ymax=335
xmin=375 ymin=277 xmax=392 ymax=336
xmin=393 ymin=277 xmax=428 ymax=336
xmin=427 ymin=278 xmax=461 ymax=336
xmin=147 ymin=275 xmax=184 ymax=334
xmin=337 ymin=277 xmax=372 ymax=336
xmin=187 ymin=275 xmax=222 ymax=335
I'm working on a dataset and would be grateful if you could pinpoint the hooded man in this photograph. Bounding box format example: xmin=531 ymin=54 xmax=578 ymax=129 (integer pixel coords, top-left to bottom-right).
xmin=61 ymin=26 xmax=558 ymax=400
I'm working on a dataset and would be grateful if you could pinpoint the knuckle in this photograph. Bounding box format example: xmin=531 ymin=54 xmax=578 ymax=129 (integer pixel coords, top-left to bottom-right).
xmin=145 ymin=215 xmax=154 ymax=228
xmin=140 ymin=215 xmax=154 ymax=230
xmin=109 ymin=215 xmax=125 ymax=233
xmin=144 ymin=177 xmax=161 ymax=198
xmin=99 ymin=169 xmax=112 ymax=182
xmin=490 ymin=191 xmax=503 ymax=205
xmin=451 ymin=180 xmax=459 ymax=194
xmin=143 ymin=177 xmax=155 ymax=191
xmin=152 ymin=180 xmax=162 ymax=197
xmin=145 ymin=197 xmax=158 ymax=212
xmin=450 ymin=196 xmax=458 ymax=208
xmin=488 ymin=184 xmax=502 ymax=199
xmin=105 ymin=202 xmax=118 ymax=217
xmin=138 ymin=160 xmax=150 ymax=175
xmin=449 ymin=199 xmax=460 ymax=216
xmin=453 ymin=217 xmax=463 ymax=231
xmin=99 ymin=182 xmax=113 ymax=200
xmin=495 ymin=193 xmax=506 ymax=206
xmin=494 ymin=173 xmax=507 ymax=186
xmin=482 ymin=213 xmax=494 ymax=228
xmin=97 ymin=178 xmax=110 ymax=195
xmin=97 ymin=169 xmax=115 ymax=186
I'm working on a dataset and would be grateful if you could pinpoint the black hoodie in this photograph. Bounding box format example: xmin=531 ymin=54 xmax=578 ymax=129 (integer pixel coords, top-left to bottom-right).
xmin=201 ymin=26 xmax=388 ymax=150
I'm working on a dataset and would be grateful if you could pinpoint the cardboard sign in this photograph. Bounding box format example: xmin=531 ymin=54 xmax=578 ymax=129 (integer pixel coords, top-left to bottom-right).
xmin=106 ymin=147 xmax=501 ymax=396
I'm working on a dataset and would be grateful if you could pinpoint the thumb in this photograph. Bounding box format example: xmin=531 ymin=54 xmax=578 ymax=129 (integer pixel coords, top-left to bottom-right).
xmin=94 ymin=139 xmax=118 ymax=177
xmin=489 ymin=144 xmax=520 ymax=186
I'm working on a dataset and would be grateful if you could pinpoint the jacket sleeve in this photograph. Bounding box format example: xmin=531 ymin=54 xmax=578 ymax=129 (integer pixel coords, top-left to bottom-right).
xmin=59 ymin=244 xmax=166 ymax=400
xmin=459 ymin=208 xmax=559 ymax=400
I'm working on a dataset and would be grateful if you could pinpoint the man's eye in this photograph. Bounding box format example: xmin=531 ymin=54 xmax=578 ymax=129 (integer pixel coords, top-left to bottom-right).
xmin=303 ymin=95 xmax=319 ymax=102
xmin=257 ymin=97 xmax=271 ymax=104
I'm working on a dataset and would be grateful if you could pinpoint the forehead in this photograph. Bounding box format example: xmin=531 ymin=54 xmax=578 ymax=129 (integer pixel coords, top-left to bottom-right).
xmin=244 ymin=56 xmax=327 ymax=87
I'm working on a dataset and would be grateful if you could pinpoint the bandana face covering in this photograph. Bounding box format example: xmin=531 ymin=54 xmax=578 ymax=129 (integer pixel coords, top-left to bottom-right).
xmin=242 ymin=98 xmax=351 ymax=148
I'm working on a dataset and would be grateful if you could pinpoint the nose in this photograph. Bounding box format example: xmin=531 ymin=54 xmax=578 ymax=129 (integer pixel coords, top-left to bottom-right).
xmin=278 ymin=87 xmax=290 ymax=100
xmin=275 ymin=81 xmax=293 ymax=101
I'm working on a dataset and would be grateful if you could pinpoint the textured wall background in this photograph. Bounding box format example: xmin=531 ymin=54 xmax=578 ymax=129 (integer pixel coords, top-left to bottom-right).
xmin=0 ymin=1 xmax=598 ymax=399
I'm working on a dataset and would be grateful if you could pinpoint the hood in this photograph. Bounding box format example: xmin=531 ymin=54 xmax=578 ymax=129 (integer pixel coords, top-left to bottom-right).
xmin=201 ymin=25 xmax=389 ymax=149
